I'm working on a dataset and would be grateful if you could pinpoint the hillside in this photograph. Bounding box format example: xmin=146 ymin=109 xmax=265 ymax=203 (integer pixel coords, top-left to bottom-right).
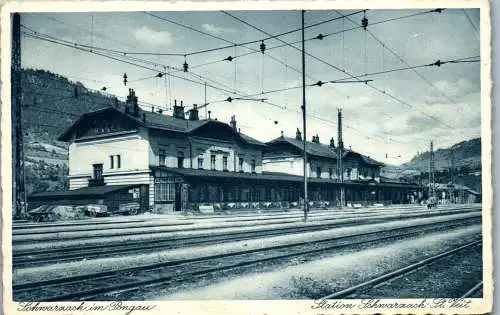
xmin=20 ymin=68 xmax=124 ymax=193
xmin=402 ymin=138 xmax=481 ymax=172
xmin=381 ymin=138 xmax=482 ymax=192
xmin=21 ymin=68 xmax=121 ymax=139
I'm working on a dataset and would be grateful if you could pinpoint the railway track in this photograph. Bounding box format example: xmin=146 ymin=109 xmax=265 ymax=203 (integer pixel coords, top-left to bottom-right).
xmin=13 ymin=204 xmax=478 ymax=236
xmin=319 ymin=240 xmax=482 ymax=299
xmin=11 ymin=208 xmax=408 ymax=236
xmin=13 ymin=211 xmax=480 ymax=268
xmin=13 ymin=206 xmax=480 ymax=245
xmin=462 ymin=281 xmax=483 ymax=298
xmin=13 ymin=217 xmax=480 ymax=301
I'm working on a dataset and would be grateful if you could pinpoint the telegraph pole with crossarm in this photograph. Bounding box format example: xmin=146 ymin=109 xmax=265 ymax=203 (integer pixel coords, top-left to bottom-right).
xmin=12 ymin=12 xmax=27 ymax=219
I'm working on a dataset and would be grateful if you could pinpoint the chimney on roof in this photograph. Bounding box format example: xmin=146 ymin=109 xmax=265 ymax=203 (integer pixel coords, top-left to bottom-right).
xmin=312 ymin=134 xmax=320 ymax=144
xmin=173 ymin=99 xmax=185 ymax=119
xmin=208 ymin=110 xmax=211 ymax=119
xmin=295 ymin=128 xmax=302 ymax=141
xmin=125 ymin=88 xmax=139 ymax=116
xmin=189 ymin=104 xmax=199 ymax=121
xmin=281 ymin=130 xmax=284 ymax=138
xmin=142 ymin=113 xmax=146 ymax=123
xmin=329 ymin=137 xmax=335 ymax=148
xmin=230 ymin=115 xmax=237 ymax=131
xmin=151 ymin=106 xmax=154 ymax=112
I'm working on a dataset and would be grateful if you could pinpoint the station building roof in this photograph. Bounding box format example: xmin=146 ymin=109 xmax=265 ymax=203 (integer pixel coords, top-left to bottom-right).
xmin=265 ymin=135 xmax=385 ymax=167
xmin=58 ymin=106 xmax=265 ymax=147
xmin=150 ymin=166 xmax=418 ymax=188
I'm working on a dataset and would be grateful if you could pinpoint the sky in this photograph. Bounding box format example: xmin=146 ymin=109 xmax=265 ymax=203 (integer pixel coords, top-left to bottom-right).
xmin=19 ymin=8 xmax=481 ymax=165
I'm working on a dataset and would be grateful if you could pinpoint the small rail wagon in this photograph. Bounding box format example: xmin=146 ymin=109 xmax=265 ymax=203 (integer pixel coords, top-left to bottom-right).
xmin=27 ymin=184 xmax=149 ymax=218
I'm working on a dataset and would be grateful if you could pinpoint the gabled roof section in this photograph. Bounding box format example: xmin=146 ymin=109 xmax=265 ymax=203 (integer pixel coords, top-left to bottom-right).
xmin=266 ymin=136 xmax=337 ymax=159
xmin=57 ymin=106 xmax=143 ymax=141
xmin=265 ymin=136 xmax=385 ymax=166
xmin=58 ymin=106 xmax=265 ymax=147
xmin=239 ymin=133 xmax=266 ymax=147
xmin=343 ymin=150 xmax=385 ymax=167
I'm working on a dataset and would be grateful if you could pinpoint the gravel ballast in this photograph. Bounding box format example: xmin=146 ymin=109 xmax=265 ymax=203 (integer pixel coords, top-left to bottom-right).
xmin=13 ymin=208 xmax=479 ymax=252
xmin=158 ymin=225 xmax=482 ymax=300
xmin=14 ymin=212 xmax=480 ymax=285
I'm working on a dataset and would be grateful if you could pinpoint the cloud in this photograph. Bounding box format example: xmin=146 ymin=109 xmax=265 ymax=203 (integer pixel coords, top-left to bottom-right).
xmin=134 ymin=26 xmax=172 ymax=45
xmin=201 ymin=23 xmax=235 ymax=35
xmin=424 ymin=79 xmax=479 ymax=105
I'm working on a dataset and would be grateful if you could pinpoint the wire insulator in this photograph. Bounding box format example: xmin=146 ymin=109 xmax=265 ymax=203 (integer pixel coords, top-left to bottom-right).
xmin=226 ymin=97 xmax=233 ymax=102
xmin=224 ymin=56 xmax=234 ymax=62
xmin=260 ymin=41 xmax=266 ymax=54
xmin=434 ymin=60 xmax=443 ymax=67
xmin=316 ymin=33 xmax=325 ymax=40
xmin=362 ymin=11 xmax=368 ymax=30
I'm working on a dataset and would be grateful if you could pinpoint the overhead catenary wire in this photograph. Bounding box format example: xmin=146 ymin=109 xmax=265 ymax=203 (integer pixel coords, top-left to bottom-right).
xmin=218 ymin=10 xmax=475 ymax=130
xmin=22 ymin=31 xmax=245 ymax=98
xmin=140 ymin=10 xmax=364 ymax=57
xmin=22 ymin=9 xmax=442 ymax=71
xmin=22 ymin=23 xmax=248 ymax=97
xmin=217 ymin=9 xmax=470 ymax=142
xmin=221 ymin=10 xmax=366 ymax=83
xmin=144 ymin=11 xmax=328 ymax=96
xmin=24 ymin=39 xmax=478 ymax=134
xmin=26 ymin=72 xmax=409 ymax=148
xmin=20 ymin=10 xmax=476 ymax=153
xmin=23 ymin=53 xmax=399 ymax=149
xmin=336 ymin=9 xmax=477 ymax=107
xmin=462 ymin=9 xmax=479 ymax=35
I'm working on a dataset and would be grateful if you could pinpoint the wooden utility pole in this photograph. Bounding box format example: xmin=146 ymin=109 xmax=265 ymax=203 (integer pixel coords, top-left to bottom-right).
xmin=12 ymin=13 xmax=27 ymax=218
xmin=450 ymin=147 xmax=455 ymax=203
xmin=301 ymin=10 xmax=308 ymax=222
xmin=337 ymin=109 xmax=345 ymax=208
xmin=429 ymin=140 xmax=434 ymax=198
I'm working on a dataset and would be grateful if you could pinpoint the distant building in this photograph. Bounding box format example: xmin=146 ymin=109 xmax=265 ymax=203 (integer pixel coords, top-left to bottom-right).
xmin=29 ymin=89 xmax=422 ymax=213
xmin=431 ymin=183 xmax=481 ymax=204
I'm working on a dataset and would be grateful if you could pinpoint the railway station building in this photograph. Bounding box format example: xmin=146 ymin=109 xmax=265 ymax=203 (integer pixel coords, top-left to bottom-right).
xmin=30 ymin=89 xmax=421 ymax=213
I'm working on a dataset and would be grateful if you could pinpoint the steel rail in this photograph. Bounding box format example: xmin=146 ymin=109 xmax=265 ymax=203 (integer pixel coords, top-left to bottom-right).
xmin=13 ymin=209 xmax=480 ymax=257
xmin=319 ymin=240 xmax=482 ymax=299
xmin=461 ymin=281 xmax=483 ymax=298
xmin=13 ymin=217 xmax=480 ymax=301
xmin=12 ymin=206 xmax=480 ymax=243
xmin=14 ymin=215 xmax=481 ymax=268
